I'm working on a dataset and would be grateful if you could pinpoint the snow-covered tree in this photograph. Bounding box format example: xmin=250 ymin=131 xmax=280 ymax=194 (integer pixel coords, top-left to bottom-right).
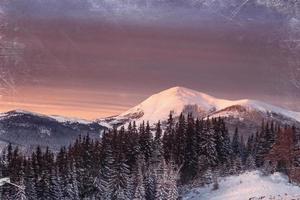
xmin=144 ymin=168 xmax=156 ymax=200
xmin=200 ymin=121 xmax=218 ymax=167
xmin=245 ymin=155 xmax=256 ymax=171
xmin=232 ymin=127 xmax=240 ymax=157
xmin=64 ymin=162 xmax=80 ymax=200
xmin=163 ymin=113 xmax=175 ymax=163
xmin=164 ymin=162 xmax=179 ymax=200
xmin=49 ymin=168 xmax=62 ymax=200
xmin=133 ymin=167 xmax=146 ymax=200
xmin=24 ymin=162 xmax=37 ymax=200
xmin=94 ymin=133 xmax=115 ymax=200
xmin=181 ymin=114 xmax=199 ymax=183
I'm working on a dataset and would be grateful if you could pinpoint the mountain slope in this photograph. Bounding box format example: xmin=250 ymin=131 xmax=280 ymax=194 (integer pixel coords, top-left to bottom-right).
xmin=0 ymin=110 xmax=107 ymax=154
xmin=119 ymin=86 xmax=233 ymax=123
xmin=1 ymin=86 xmax=299 ymax=153
xmin=102 ymin=87 xmax=300 ymax=137
xmin=106 ymin=86 xmax=300 ymax=123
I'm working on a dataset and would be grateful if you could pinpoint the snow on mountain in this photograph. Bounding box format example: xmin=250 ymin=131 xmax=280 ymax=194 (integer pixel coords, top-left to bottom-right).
xmin=113 ymin=86 xmax=300 ymax=125
xmin=0 ymin=109 xmax=92 ymax=125
xmin=183 ymin=171 xmax=300 ymax=200
xmin=0 ymin=110 xmax=107 ymax=154
xmin=210 ymin=99 xmax=300 ymax=122
xmin=119 ymin=86 xmax=233 ymax=124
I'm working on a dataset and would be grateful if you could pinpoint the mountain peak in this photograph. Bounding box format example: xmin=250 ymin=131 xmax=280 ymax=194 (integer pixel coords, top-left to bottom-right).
xmin=120 ymin=86 xmax=231 ymax=123
xmin=161 ymin=86 xmax=204 ymax=94
xmin=157 ymin=86 xmax=217 ymax=101
xmin=162 ymin=86 xmax=192 ymax=93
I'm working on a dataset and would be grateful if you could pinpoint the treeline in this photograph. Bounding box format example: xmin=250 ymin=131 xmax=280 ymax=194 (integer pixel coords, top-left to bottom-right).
xmin=0 ymin=114 xmax=287 ymax=199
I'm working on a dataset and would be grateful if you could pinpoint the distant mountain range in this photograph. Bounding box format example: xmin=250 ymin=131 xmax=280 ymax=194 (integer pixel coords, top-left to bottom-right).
xmin=0 ymin=86 xmax=299 ymax=153
xmin=0 ymin=110 xmax=107 ymax=154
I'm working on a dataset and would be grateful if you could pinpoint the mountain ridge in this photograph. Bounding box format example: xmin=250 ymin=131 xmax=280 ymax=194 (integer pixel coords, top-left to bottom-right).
xmin=99 ymin=87 xmax=300 ymax=138
xmin=0 ymin=109 xmax=107 ymax=154
xmin=111 ymin=86 xmax=300 ymax=124
xmin=2 ymin=87 xmax=300 ymax=126
xmin=0 ymin=86 xmax=299 ymax=152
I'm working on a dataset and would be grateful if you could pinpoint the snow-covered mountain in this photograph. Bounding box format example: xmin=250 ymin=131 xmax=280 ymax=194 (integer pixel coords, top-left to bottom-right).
xmin=1 ymin=86 xmax=299 ymax=153
xmin=101 ymin=86 xmax=300 ymax=136
xmin=104 ymin=86 xmax=300 ymax=123
xmin=0 ymin=110 xmax=107 ymax=154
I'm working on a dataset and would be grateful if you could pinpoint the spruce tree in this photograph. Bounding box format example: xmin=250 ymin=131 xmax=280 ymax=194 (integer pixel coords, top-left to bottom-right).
xmin=152 ymin=121 xmax=163 ymax=165
xmin=139 ymin=122 xmax=153 ymax=163
xmin=239 ymin=135 xmax=247 ymax=165
xmin=245 ymin=155 xmax=256 ymax=171
xmin=232 ymin=127 xmax=240 ymax=157
xmin=256 ymin=122 xmax=275 ymax=167
xmin=133 ymin=159 xmax=146 ymax=200
xmin=49 ymin=168 xmax=62 ymax=200
xmin=164 ymin=162 xmax=179 ymax=200
xmin=24 ymin=160 xmax=37 ymax=200
xmin=200 ymin=120 xmax=218 ymax=168
xmin=174 ymin=114 xmax=186 ymax=165
xmin=144 ymin=167 xmax=156 ymax=200
xmin=181 ymin=114 xmax=198 ymax=183
xmin=95 ymin=132 xmax=115 ymax=200
xmin=215 ymin=119 xmax=232 ymax=167
xmin=111 ymin=154 xmax=131 ymax=200
xmin=163 ymin=113 xmax=175 ymax=163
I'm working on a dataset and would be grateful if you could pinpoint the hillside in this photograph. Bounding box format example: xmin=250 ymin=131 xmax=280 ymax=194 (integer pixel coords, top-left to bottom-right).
xmin=183 ymin=171 xmax=300 ymax=200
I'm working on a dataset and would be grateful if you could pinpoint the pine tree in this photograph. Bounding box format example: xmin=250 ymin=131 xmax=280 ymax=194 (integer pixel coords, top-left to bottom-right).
xmin=245 ymin=155 xmax=256 ymax=171
xmin=65 ymin=162 xmax=80 ymax=200
xmin=164 ymin=162 xmax=179 ymax=200
xmin=215 ymin=119 xmax=232 ymax=167
xmin=256 ymin=122 xmax=276 ymax=167
xmin=139 ymin=122 xmax=153 ymax=163
xmin=80 ymin=134 xmax=95 ymax=198
xmin=111 ymin=154 xmax=131 ymax=200
xmin=95 ymin=132 xmax=115 ymax=200
xmin=144 ymin=168 xmax=156 ymax=200
xmin=199 ymin=120 xmax=218 ymax=168
xmin=133 ymin=160 xmax=146 ymax=200
xmin=152 ymin=121 xmax=163 ymax=165
xmin=13 ymin=183 xmax=27 ymax=200
xmin=246 ymin=134 xmax=254 ymax=158
xmin=174 ymin=114 xmax=186 ymax=166
xmin=125 ymin=122 xmax=140 ymax=169
xmin=232 ymin=127 xmax=240 ymax=157
xmin=163 ymin=113 xmax=175 ymax=163
xmin=181 ymin=114 xmax=198 ymax=183
xmin=239 ymin=135 xmax=247 ymax=165
xmin=36 ymin=171 xmax=50 ymax=200
xmin=12 ymin=159 xmax=27 ymax=200
xmin=233 ymin=156 xmax=243 ymax=174
xmin=49 ymin=168 xmax=62 ymax=200
xmin=202 ymin=167 xmax=213 ymax=185
xmin=24 ymin=160 xmax=37 ymax=200
xmin=154 ymin=158 xmax=168 ymax=200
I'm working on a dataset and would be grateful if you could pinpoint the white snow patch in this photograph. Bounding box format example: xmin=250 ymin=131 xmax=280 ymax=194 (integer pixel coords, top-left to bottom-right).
xmin=50 ymin=115 xmax=91 ymax=125
xmin=0 ymin=178 xmax=10 ymax=186
xmin=38 ymin=127 xmax=51 ymax=136
xmin=183 ymin=171 xmax=300 ymax=200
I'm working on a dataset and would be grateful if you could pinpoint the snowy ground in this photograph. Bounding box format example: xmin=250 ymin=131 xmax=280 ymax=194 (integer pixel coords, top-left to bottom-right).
xmin=183 ymin=171 xmax=300 ymax=200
